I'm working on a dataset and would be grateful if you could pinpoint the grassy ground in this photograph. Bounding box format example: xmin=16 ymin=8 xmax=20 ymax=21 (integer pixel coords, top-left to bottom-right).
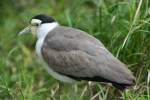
xmin=0 ymin=0 xmax=150 ymax=99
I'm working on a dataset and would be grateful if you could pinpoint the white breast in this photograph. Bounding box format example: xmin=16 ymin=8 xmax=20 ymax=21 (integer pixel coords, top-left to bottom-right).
xmin=35 ymin=22 xmax=76 ymax=83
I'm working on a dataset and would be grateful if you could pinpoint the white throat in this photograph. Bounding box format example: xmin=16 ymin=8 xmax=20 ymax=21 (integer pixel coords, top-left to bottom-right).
xmin=37 ymin=22 xmax=59 ymax=39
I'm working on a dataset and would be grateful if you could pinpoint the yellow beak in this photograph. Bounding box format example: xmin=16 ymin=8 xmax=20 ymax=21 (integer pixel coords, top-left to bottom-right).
xmin=18 ymin=26 xmax=31 ymax=35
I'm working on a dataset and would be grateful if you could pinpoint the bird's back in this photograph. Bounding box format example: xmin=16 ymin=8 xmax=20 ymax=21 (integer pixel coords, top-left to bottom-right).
xmin=41 ymin=26 xmax=135 ymax=90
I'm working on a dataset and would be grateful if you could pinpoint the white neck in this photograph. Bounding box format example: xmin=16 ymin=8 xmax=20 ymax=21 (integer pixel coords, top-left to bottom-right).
xmin=37 ymin=22 xmax=59 ymax=39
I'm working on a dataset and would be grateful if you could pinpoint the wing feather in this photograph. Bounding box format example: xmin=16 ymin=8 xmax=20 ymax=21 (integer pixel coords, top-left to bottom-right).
xmin=41 ymin=26 xmax=135 ymax=86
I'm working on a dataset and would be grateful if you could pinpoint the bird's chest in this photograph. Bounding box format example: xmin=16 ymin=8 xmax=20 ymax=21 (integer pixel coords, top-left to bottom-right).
xmin=35 ymin=37 xmax=76 ymax=83
xmin=36 ymin=37 xmax=45 ymax=59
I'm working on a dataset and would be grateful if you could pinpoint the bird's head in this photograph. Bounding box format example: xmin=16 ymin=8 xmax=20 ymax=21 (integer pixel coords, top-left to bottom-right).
xmin=19 ymin=14 xmax=58 ymax=38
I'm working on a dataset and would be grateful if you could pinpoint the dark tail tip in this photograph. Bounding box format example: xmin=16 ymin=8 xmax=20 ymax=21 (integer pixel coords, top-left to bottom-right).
xmin=113 ymin=77 xmax=136 ymax=91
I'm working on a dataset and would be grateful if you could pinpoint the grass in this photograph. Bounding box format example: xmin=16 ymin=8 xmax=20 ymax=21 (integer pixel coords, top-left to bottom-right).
xmin=0 ymin=0 xmax=150 ymax=99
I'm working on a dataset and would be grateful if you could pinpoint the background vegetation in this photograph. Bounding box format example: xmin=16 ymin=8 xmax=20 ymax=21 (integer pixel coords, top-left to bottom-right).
xmin=0 ymin=0 xmax=150 ymax=99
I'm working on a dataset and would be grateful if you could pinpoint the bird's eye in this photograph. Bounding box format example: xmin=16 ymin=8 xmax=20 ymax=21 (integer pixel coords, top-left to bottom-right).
xmin=35 ymin=23 xmax=40 ymax=26
xmin=32 ymin=23 xmax=40 ymax=26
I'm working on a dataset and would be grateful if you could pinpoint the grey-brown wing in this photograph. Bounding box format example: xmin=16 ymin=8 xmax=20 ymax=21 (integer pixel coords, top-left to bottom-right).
xmin=41 ymin=26 xmax=135 ymax=86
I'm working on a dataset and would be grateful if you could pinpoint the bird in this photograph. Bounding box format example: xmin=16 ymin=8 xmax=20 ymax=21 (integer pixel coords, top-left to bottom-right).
xmin=19 ymin=14 xmax=135 ymax=90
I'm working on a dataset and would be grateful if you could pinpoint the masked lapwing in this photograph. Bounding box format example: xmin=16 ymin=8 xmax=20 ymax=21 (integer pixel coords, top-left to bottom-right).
xmin=19 ymin=14 xmax=135 ymax=90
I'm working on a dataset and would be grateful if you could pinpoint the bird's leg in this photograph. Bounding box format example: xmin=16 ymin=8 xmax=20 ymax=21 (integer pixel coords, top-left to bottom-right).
xmin=50 ymin=82 xmax=60 ymax=99
xmin=79 ymin=83 xmax=88 ymax=99
xmin=87 ymin=81 xmax=100 ymax=100
xmin=72 ymin=84 xmax=78 ymax=93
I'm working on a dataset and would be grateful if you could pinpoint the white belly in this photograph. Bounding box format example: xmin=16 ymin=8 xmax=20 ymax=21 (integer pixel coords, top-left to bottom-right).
xmin=36 ymin=37 xmax=76 ymax=83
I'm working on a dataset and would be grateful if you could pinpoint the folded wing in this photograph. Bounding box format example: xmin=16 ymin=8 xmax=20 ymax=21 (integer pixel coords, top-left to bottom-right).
xmin=41 ymin=26 xmax=135 ymax=89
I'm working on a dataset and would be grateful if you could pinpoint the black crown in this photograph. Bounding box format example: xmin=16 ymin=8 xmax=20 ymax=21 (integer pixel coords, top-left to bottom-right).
xmin=31 ymin=14 xmax=55 ymax=23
